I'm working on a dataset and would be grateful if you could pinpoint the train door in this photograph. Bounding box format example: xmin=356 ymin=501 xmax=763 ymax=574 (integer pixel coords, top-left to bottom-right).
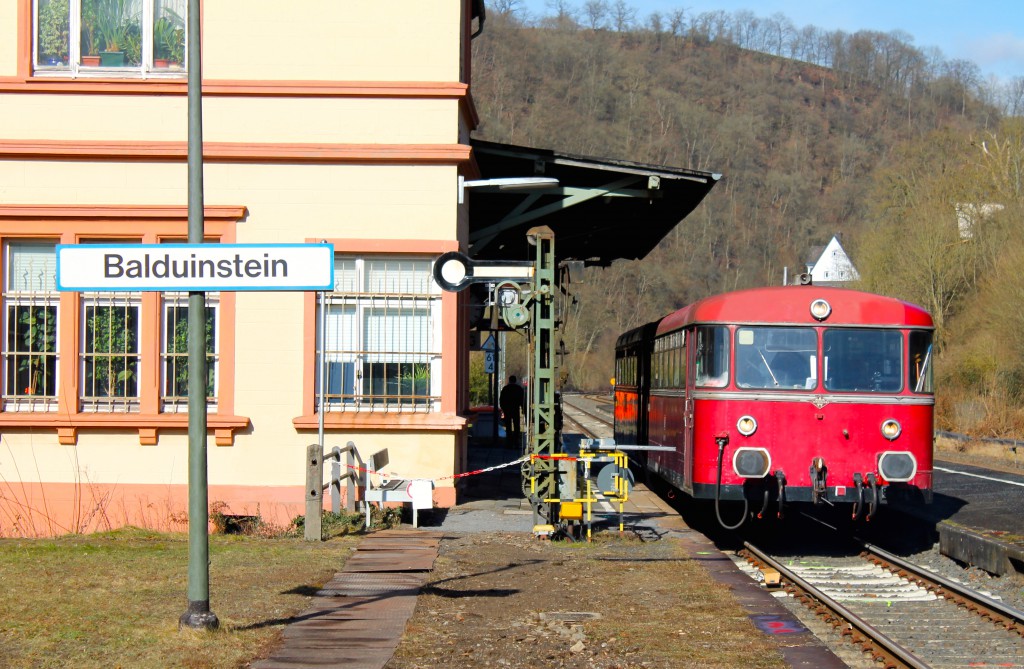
xmin=683 ymin=326 xmax=696 ymax=493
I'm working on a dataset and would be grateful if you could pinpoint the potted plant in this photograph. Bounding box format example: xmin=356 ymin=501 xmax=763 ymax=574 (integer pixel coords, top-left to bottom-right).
xmin=94 ymin=0 xmax=136 ymax=67
xmin=38 ymin=0 xmax=69 ymax=66
xmin=80 ymin=0 xmax=100 ymax=65
xmin=16 ymin=306 xmax=56 ymax=396
xmin=398 ymin=363 xmax=431 ymax=399
xmin=153 ymin=9 xmax=184 ymax=68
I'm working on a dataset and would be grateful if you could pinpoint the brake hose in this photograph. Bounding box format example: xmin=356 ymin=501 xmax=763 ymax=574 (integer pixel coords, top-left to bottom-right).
xmin=715 ymin=437 xmax=748 ymax=529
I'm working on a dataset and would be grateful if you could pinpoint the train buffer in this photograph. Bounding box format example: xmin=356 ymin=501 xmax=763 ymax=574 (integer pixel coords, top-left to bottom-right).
xmin=363 ymin=449 xmax=433 ymax=529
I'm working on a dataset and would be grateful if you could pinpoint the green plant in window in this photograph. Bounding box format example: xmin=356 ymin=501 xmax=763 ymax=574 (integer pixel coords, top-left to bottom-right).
xmin=17 ymin=307 xmax=56 ymax=395
xmin=399 ymin=363 xmax=430 ymax=396
xmin=94 ymin=0 xmax=136 ymax=54
xmin=170 ymin=308 xmax=215 ymax=397
xmin=38 ymin=0 xmax=70 ymax=64
xmin=86 ymin=306 xmax=137 ymax=397
xmin=122 ymin=20 xmax=142 ymax=65
xmin=153 ymin=9 xmax=184 ymax=63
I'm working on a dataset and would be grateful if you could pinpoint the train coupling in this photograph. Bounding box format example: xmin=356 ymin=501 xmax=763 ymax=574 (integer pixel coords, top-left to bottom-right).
xmin=775 ymin=470 xmax=787 ymax=519
xmin=809 ymin=457 xmax=829 ymax=505
xmin=852 ymin=472 xmax=865 ymax=520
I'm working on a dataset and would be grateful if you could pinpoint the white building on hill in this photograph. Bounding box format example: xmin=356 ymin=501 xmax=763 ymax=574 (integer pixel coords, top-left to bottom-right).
xmin=804 ymin=235 xmax=859 ymax=286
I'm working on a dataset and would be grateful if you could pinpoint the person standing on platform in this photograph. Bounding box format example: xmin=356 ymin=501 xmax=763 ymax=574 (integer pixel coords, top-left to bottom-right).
xmin=499 ymin=375 xmax=526 ymax=449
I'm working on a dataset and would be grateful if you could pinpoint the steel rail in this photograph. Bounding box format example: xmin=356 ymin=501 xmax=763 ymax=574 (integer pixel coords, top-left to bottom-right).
xmin=562 ymin=395 xmax=613 ymax=430
xmin=742 ymin=541 xmax=930 ymax=669
xmin=862 ymin=541 xmax=1024 ymax=635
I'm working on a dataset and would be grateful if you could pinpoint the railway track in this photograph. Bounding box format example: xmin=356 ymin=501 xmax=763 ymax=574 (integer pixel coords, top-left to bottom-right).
xmin=738 ymin=541 xmax=1024 ymax=668
xmin=560 ymin=393 xmax=614 ymax=439
xmin=561 ymin=394 xmax=1024 ymax=668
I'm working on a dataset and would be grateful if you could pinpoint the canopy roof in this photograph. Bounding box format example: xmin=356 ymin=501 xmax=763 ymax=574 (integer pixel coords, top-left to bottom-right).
xmin=467 ymin=139 xmax=721 ymax=266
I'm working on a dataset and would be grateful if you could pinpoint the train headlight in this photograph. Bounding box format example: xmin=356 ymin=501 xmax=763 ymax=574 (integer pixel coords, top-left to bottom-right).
xmin=733 ymin=447 xmax=771 ymax=478
xmin=880 ymin=419 xmax=902 ymax=440
xmin=878 ymin=451 xmax=917 ymax=482
xmin=736 ymin=415 xmax=758 ymax=436
xmin=810 ymin=298 xmax=831 ymax=321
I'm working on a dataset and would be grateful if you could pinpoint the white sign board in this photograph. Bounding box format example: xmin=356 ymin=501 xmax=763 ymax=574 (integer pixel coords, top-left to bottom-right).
xmin=57 ymin=243 xmax=335 ymax=292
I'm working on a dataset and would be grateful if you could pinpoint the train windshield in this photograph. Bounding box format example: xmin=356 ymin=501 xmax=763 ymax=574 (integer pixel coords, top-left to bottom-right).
xmin=910 ymin=330 xmax=934 ymax=393
xmin=823 ymin=329 xmax=903 ymax=392
xmin=735 ymin=327 xmax=817 ymax=389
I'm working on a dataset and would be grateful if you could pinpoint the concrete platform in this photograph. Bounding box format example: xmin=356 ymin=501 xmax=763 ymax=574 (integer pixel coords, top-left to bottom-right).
xmin=417 ymin=442 xmax=846 ymax=668
xmin=890 ymin=458 xmax=1024 ymax=575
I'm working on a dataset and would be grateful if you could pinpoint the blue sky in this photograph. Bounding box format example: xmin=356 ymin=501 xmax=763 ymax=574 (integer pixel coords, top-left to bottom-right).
xmin=514 ymin=0 xmax=1024 ymax=82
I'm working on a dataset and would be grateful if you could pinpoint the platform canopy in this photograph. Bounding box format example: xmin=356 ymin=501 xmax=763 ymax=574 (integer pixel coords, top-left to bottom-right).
xmin=466 ymin=139 xmax=721 ymax=266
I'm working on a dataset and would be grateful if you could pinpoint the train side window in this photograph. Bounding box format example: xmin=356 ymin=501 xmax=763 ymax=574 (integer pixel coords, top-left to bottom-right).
xmin=910 ymin=330 xmax=934 ymax=393
xmin=694 ymin=325 xmax=729 ymax=388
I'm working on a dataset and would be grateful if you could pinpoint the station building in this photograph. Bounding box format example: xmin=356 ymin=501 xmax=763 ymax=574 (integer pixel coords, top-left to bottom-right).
xmin=0 ymin=1 xmax=718 ymax=537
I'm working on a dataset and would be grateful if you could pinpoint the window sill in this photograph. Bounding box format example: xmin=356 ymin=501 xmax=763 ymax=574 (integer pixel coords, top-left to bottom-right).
xmin=293 ymin=412 xmax=466 ymax=432
xmin=0 ymin=412 xmax=250 ymax=446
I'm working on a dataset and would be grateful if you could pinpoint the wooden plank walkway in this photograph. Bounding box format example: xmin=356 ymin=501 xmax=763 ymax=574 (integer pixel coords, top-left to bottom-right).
xmin=252 ymin=529 xmax=443 ymax=669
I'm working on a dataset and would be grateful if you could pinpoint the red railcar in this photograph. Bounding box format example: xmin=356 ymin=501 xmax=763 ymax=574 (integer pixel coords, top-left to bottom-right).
xmin=614 ymin=285 xmax=934 ymax=526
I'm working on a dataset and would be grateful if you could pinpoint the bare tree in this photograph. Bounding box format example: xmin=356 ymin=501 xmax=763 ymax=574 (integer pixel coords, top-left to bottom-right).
xmin=582 ymin=0 xmax=608 ymax=30
xmin=610 ymin=0 xmax=636 ymax=32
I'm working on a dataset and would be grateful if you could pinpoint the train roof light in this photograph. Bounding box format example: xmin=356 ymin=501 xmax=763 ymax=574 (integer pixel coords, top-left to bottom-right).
xmin=810 ymin=298 xmax=832 ymax=321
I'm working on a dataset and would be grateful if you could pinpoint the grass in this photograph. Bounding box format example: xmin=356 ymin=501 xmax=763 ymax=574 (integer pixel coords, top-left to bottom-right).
xmin=935 ymin=435 xmax=1024 ymax=472
xmin=0 ymin=526 xmax=359 ymax=668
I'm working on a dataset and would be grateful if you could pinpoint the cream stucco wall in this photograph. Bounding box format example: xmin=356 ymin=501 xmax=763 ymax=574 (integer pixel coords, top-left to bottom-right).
xmin=0 ymin=94 xmax=460 ymax=145
xmin=0 ymin=158 xmax=460 ymax=492
xmin=0 ymin=2 xmax=17 ymax=77
xmin=202 ymin=1 xmax=463 ymax=82
xmin=0 ymin=1 xmax=474 ymax=535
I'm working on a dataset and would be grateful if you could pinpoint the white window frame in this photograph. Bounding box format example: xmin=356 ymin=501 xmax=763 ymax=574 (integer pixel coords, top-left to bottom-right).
xmin=318 ymin=256 xmax=442 ymax=413
xmin=2 ymin=241 xmax=60 ymax=412
xmin=33 ymin=0 xmax=188 ymax=79
xmin=160 ymin=292 xmax=219 ymax=413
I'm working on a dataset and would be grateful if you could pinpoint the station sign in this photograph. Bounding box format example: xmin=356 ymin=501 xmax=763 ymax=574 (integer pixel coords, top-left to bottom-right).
xmin=57 ymin=243 xmax=335 ymax=292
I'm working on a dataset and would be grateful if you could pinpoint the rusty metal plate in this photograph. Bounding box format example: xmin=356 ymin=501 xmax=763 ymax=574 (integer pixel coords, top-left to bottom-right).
xmin=357 ymin=539 xmax=440 ymax=550
xmin=254 ymin=531 xmax=444 ymax=669
xmin=342 ymin=552 xmax=437 ymax=572
xmin=254 ymin=648 xmax=395 ymax=668
xmin=372 ymin=528 xmax=444 ymax=540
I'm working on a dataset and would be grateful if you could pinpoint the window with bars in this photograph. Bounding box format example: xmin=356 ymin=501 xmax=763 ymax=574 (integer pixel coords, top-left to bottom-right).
xmin=81 ymin=293 xmax=140 ymax=411
xmin=161 ymin=294 xmax=218 ymax=412
xmin=318 ymin=257 xmax=441 ymax=412
xmin=3 ymin=242 xmax=59 ymax=410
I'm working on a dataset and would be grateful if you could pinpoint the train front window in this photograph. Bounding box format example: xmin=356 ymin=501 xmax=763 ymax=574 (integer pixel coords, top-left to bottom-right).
xmin=910 ymin=330 xmax=934 ymax=394
xmin=823 ymin=329 xmax=903 ymax=392
xmin=694 ymin=325 xmax=729 ymax=387
xmin=735 ymin=327 xmax=817 ymax=389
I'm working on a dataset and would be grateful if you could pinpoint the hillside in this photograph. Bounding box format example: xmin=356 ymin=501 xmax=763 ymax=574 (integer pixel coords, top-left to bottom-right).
xmin=471 ymin=7 xmax=1024 ymax=437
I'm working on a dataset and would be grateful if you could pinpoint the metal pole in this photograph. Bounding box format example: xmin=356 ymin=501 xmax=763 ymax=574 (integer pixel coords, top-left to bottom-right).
xmin=492 ymin=336 xmax=500 ymax=445
xmin=317 ymin=290 xmax=326 ymax=453
xmin=179 ymin=0 xmax=218 ymax=631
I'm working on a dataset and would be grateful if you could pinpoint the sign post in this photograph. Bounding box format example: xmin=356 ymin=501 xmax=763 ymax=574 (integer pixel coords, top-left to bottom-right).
xmin=56 ymin=241 xmax=333 ymax=631
xmin=182 ymin=0 xmax=214 ymax=629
